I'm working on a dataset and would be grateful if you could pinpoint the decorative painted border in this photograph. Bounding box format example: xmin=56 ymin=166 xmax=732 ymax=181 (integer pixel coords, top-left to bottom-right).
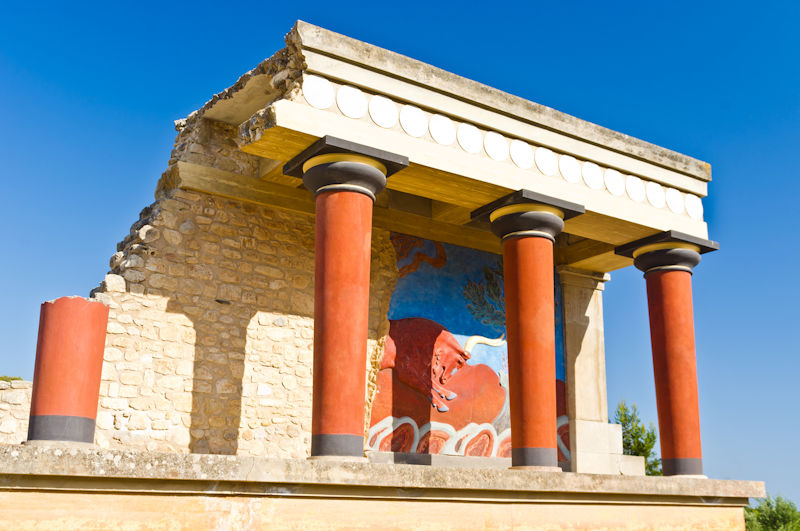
xmin=366 ymin=415 xmax=571 ymax=460
xmin=301 ymin=75 xmax=704 ymax=221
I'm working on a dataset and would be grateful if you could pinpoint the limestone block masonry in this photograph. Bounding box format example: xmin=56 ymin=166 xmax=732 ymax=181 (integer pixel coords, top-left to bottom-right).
xmin=0 ymin=380 xmax=32 ymax=444
xmin=87 ymin=188 xmax=397 ymax=457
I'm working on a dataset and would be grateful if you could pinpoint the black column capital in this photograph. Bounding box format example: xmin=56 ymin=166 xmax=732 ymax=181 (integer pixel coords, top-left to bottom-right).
xmin=471 ymin=189 xmax=584 ymax=242
xmin=615 ymin=230 xmax=719 ymax=275
xmin=283 ymin=136 xmax=408 ymax=201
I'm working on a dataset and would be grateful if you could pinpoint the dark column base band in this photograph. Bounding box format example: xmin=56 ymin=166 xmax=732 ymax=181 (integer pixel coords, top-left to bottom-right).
xmin=511 ymin=447 xmax=558 ymax=468
xmin=311 ymin=434 xmax=364 ymax=457
xmin=27 ymin=415 xmax=95 ymax=443
xmin=662 ymin=457 xmax=703 ymax=476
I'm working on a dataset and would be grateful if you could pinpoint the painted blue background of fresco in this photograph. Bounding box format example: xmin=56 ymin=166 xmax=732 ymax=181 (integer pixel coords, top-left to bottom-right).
xmin=387 ymin=237 xmax=565 ymax=384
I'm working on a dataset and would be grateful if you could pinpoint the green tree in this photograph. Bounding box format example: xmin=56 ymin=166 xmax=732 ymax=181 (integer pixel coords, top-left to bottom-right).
xmin=745 ymin=495 xmax=800 ymax=530
xmin=0 ymin=376 xmax=22 ymax=383
xmin=614 ymin=400 xmax=662 ymax=476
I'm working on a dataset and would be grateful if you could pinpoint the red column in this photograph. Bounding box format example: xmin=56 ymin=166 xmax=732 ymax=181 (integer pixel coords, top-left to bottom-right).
xmin=311 ymin=189 xmax=375 ymax=456
xmin=503 ymin=235 xmax=559 ymax=468
xmin=284 ymin=139 xmax=406 ymax=458
xmin=646 ymin=269 xmax=703 ymax=476
xmin=473 ymin=191 xmax=584 ymax=470
xmin=28 ymin=296 xmax=109 ymax=444
xmin=617 ymin=232 xmax=716 ymax=476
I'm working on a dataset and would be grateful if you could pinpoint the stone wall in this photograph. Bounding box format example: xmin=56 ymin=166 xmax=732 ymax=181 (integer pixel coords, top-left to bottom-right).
xmin=89 ymin=188 xmax=397 ymax=457
xmin=0 ymin=445 xmax=762 ymax=531
xmin=0 ymin=380 xmax=31 ymax=444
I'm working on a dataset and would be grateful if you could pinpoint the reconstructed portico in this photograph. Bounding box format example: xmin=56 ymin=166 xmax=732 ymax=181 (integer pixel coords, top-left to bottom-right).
xmin=223 ymin=20 xmax=717 ymax=474
xmin=0 ymin=20 xmax=763 ymax=530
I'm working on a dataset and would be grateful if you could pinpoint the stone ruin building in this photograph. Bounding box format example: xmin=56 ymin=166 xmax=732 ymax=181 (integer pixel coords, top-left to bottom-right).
xmin=0 ymin=21 xmax=763 ymax=530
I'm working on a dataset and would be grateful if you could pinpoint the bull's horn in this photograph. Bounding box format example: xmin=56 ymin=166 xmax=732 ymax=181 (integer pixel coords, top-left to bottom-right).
xmin=464 ymin=334 xmax=506 ymax=354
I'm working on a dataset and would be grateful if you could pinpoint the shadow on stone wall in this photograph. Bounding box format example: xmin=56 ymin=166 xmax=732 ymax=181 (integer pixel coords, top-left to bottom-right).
xmin=159 ymin=195 xmax=317 ymax=456
xmin=165 ymin=297 xmax=253 ymax=455
xmin=99 ymin=189 xmax=396 ymax=457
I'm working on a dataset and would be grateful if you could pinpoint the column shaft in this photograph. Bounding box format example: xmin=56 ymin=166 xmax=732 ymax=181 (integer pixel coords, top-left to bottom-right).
xmin=311 ymin=190 xmax=374 ymax=456
xmin=28 ymin=296 xmax=109 ymax=443
xmin=504 ymin=236 xmax=558 ymax=467
xmin=472 ymin=190 xmax=583 ymax=471
xmin=646 ymin=269 xmax=702 ymax=475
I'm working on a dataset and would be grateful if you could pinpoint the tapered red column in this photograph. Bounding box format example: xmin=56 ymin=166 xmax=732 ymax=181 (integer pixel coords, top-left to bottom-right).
xmin=504 ymin=232 xmax=559 ymax=467
xmin=473 ymin=190 xmax=584 ymax=469
xmin=285 ymin=136 xmax=407 ymax=458
xmin=28 ymin=296 xmax=109 ymax=444
xmin=311 ymin=181 xmax=378 ymax=456
xmin=616 ymin=231 xmax=718 ymax=476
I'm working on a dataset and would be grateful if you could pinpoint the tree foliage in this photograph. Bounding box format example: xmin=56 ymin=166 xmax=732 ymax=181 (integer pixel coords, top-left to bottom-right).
xmin=614 ymin=400 xmax=662 ymax=476
xmin=0 ymin=375 xmax=22 ymax=383
xmin=746 ymin=495 xmax=800 ymax=530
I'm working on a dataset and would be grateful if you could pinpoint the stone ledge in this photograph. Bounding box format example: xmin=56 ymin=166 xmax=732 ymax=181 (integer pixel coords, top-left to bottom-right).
xmin=0 ymin=444 xmax=763 ymax=505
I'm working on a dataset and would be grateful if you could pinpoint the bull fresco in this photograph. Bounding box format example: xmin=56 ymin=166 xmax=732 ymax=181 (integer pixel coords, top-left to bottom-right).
xmin=368 ymin=233 xmax=570 ymax=465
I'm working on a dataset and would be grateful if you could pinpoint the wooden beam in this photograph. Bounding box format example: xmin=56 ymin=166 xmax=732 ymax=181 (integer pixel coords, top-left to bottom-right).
xmin=174 ymin=161 xmax=314 ymax=216
xmin=172 ymin=161 xmax=501 ymax=254
xmin=431 ymin=201 xmax=472 ymax=225
xmin=261 ymin=164 xmax=298 ymax=187
xmin=568 ymin=251 xmax=632 ymax=273
xmin=239 ymin=105 xmax=709 ymax=245
xmin=556 ymin=239 xmax=616 ymax=266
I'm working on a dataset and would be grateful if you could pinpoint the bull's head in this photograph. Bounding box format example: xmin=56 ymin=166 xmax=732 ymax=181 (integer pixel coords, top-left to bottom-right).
xmin=434 ymin=333 xmax=505 ymax=385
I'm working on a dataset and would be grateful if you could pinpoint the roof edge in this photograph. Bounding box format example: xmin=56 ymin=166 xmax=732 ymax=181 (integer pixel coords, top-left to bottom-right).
xmin=293 ymin=20 xmax=711 ymax=182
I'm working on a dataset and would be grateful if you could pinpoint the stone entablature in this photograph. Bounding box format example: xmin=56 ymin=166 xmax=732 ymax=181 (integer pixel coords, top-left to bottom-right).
xmin=157 ymin=21 xmax=713 ymax=277
xmin=255 ymin=73 xmax=706 ymax=219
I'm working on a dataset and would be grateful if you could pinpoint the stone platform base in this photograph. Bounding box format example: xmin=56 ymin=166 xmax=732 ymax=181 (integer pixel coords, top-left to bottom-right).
xmin=0 ymin=444 xmax=764 ymax=530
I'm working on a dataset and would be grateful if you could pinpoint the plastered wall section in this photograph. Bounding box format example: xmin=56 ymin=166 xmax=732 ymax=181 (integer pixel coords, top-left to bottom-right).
xmin=89 ymin=188 xmax=397 ymax=457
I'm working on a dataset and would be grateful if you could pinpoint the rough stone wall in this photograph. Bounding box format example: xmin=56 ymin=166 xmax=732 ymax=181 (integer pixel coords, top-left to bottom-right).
xmin=0 ymin=380 xmax=31 ymax=444
xmin=89 ymin=188 xmax=397 ymax=457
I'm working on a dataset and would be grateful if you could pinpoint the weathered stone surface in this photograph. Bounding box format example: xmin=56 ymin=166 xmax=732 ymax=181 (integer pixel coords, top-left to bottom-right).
xmin=0 ymin=382 xmax=30 ymax=444
xmin=0 ymin=444 xmax=764 ymax=499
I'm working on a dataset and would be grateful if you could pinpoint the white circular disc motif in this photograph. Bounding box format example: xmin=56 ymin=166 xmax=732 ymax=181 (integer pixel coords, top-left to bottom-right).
xmin=457 ymin=123 xmax=483 ymax=154
xmin=399 ymin=105 xmax=428 ymax=138
xmin=336 ymin=85 xmax=367 ymax=119
xmin=685 ymin=194 xmax=704 ymax=220
xmin=604 ymin=168 xmax=625 ymax=196
xmin=534 ymin=147 xmax=558 ymax=176
xmin=484 ymin=132 xmax=509 ymax=161
xmin=429 ymin=114 xmax=456 ymax=146
xmin=559 ymin=155 xmax=581 ymax=183
xmin=509 ymin=139 xmax=534 ymax=169
xmin=368 ymin=95 xmax=398 ymax=128
xmin=302 ymin=75 xmax=335 ymax=110
xmin=626 ymin=175 xmax=646 ymax=202
xmin=582 ymin=161 xmax=604 ymax=190
xmin=646 ymin=181 xmax=666 ymax=208
xmin=665 ymin=188 xmax=685 ymax=215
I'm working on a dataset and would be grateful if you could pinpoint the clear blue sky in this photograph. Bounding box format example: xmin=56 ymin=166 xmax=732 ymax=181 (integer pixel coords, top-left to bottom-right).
xmin=2 ymin=1 xmax=798 ymax=501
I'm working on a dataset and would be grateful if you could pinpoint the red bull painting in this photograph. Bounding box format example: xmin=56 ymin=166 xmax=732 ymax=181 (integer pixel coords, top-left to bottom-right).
xmin=368 ymin=233 xmax=570 ymax=466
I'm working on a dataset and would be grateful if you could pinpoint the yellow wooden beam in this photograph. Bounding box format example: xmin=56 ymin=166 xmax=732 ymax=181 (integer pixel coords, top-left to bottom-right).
xmin=171 ymin=161 xmax=501 ymax=254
